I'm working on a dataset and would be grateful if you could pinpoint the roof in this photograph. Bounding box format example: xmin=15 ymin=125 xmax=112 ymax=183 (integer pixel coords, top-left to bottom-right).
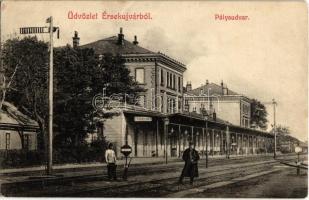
xmin=0 ymin=102 xmax=39 ymax=128
xmin=168 ymin=112 xmax=273 ymax=137
xmin=187 ymin=82 xmax=238 ymax=96
xmin=80 ymin=36 xmax=154 ymax=55
xmin=170 ymin=111 xmax=231 ymax=125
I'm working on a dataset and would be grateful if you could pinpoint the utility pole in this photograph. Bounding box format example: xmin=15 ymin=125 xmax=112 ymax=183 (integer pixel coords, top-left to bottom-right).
xmin=19 ymin=17 xmax=59 ymax=175
xmin=164 ymin=118 xmax=169 ymax=164
xmin=272 ymin=98 xmax=277 ymax=159
xmin=0 ymin=0 xmax=3 ymax=76
xmin=205 ymin=118 xmax=208 ymax=168
xmin=47 ymin=16 xmax=54 ymax=175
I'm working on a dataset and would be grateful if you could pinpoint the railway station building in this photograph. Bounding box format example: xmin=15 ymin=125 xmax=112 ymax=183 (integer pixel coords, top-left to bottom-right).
xmin=77 ymin=28 xmax=274 ymax=158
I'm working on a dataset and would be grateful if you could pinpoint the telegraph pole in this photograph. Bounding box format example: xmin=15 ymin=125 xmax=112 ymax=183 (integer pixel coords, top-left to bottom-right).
xmin=19 ymin=17 xmax=59 ymax=175
xmin=164 ymin=118 xmax=169 ymax=164
xmin=205 ymin=118 xmax=208 ymax=168
xmin=47 ymin=16 xmax=54 ymax=175
xmin=0 ymin=0 xmax=3 ymax=73
xmin=272 ymin=98 xmax=277 ymax=159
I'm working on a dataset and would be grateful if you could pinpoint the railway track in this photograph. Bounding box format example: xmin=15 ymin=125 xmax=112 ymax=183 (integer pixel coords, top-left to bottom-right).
xmin=4 ymin=154 xmax=306 ymax=197
xmin=68 ymin=160 xmax=284 ymax=197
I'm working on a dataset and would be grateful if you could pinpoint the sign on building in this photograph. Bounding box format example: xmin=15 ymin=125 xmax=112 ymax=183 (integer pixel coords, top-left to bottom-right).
xmin=134 ymin=116 xmax=152 ymax=122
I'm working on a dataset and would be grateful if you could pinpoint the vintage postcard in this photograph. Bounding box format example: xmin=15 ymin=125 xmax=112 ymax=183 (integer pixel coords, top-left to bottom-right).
xmin=0 ymin=0 xmax=307 ymax=198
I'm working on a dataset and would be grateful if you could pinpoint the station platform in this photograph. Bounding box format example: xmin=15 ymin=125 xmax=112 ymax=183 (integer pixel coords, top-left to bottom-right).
xmin=0 ymin=153 xmax=305 ymax=197
xmin=0 ymin=153 xmax=277 ymax=176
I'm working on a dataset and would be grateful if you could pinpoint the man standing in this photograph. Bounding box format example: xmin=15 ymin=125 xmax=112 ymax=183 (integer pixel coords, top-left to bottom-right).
xmin=105 ymin=143 xmax=117 ymax=180
xmin=179 ymin=142 xmax=200 ymax=185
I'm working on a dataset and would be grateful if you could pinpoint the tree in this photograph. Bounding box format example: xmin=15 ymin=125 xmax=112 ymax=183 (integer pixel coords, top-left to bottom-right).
xmin=272 ymin=125 xmax=291 ymax=136
xmin=53 ymin=47 xmax=143 ymax=148
xmin=2 ymin=37 xmax=143 ymax=163
xmin=271 ymin=125 xmax=299 ymax=153
xmin=250 ymin=99 xmax=268 ymax=130
xmin=53 ymin=46 xmax=102 ymax=147
xmin=2 ymin=36 xmax=49 ymax=150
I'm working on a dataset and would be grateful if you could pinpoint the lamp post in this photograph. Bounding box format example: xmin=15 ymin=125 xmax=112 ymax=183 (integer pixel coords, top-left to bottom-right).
xmin=184 ymin=130 xmax=188 ymax=148
xmin=164 ymin=117 xmax=169 ymax=164
xmin=207 ymin=88 xmax=211 ymax=110
xmin=272 ymin=99 xmax=277 ymax=159
xmin=0 ymin=0 xmax=2 ymax=72
xmin=170 ymin=127 xmax=174 ymax=156
xmin=196 ymin=131 xmax=199 ymax=149
xmin=204 ymin=115 xmax=208 ymax=168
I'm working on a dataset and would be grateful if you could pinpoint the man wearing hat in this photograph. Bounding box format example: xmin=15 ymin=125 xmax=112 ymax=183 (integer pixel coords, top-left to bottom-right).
xmin=178 ymin=141 xmax=200 ymax=185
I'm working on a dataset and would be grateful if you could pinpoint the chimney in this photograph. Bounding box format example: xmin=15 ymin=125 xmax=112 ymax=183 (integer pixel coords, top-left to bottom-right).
xmin=186 ymin=81 xmax=192 ymax=92
xmin=221 ymin=80 xmax=224 ymax=95
xmin=118 ymin=27 xmax=124 ymax=45
xmin=72 ymin=31 xmax=80 ymax=48
xmin=206 ymin=80 xmax=209 ymax=85
xmin=133 ymin=35 xmax=139 ymax=45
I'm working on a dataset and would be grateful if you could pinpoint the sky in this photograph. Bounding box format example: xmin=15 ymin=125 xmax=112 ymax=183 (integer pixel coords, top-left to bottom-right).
xmin=1 ymin=1 xmax=308 ymax=141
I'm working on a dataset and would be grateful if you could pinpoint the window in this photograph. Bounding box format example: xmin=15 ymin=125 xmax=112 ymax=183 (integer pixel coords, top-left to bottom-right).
xmin=161 ymin=96 xmax=164 ymax=112
xmin=160 ymin=69 xmax=164 ymax=86
xmin=178 ymin=77 xmax=181 ymax=92
xmin=178 ymin=99 xmax=182 ymax=111
xmin=138 ymin=95 xmax=145 ymax=107
xmin=5 ymin=133 xmax=10 ymax=150
xmin=23 ymin=134 xmax=30 ymax=150
xmin=242 ymin=104 xmax=249 ymax=116
xmin=171 ymin=99 xmax=175 ymax=113
xmin=173 ymin=74 xmax=176 ymax=89
xmin=167 ymin=98 xmax=170 ymax=113
xmin=170 ymin=73 xmax=172 ymax=88
xmin=167 ymin=72 xmax=169 ymax=87
xmin=193 ymin=107 xmax=197 ymax=112
xmin=135 ymin=68 xmax=145 ymax=84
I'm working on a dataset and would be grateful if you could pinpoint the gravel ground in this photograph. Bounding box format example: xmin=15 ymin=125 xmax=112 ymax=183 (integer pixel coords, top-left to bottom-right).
xmin=190 ymin=166 xmax=308 ymax=198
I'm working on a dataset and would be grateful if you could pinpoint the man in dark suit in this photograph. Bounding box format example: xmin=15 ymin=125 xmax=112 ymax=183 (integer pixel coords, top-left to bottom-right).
xmin=178 ymin=141 xmax=200 ymax=185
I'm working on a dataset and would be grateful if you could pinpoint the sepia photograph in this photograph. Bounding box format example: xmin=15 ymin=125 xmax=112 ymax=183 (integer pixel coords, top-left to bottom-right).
xmin=0 ymin=0 xmax=308 ymax=198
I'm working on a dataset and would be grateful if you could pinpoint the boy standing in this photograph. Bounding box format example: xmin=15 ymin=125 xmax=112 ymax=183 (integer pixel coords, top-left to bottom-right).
xmin=105 ymin=143 xmax=117 ymax=180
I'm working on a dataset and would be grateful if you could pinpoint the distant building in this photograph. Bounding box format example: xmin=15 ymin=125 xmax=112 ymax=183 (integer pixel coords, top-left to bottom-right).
xmin=184 ymin=80 xmax=252 ymax=128
xmin=0 ymin=102 xmax=39 ymax=151
xmin=277 ymin=134 xmax=306 ymax=154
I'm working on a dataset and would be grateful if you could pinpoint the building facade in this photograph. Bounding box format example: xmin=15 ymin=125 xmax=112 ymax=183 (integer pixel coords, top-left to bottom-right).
xmin=75 ymin=28 xmax=273 ymax=158
xmin=184 ymin=80 xmax=252 ymax=128
xmin=0 ymin=102 xmax=39 ymax=151
xmin=79 ymin=28 xmax=186 ymax=114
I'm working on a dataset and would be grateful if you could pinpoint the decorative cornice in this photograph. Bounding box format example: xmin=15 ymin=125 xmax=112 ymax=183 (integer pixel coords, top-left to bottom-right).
xmin=122 ymin=53 xmax=186 ymax=72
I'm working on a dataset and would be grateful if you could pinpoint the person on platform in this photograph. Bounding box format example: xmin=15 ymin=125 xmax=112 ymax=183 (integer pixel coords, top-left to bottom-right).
xmin=105 ymin=143 xmax=117 ymax=180
xmin=178 ymin=141 xmax=200 ymax=185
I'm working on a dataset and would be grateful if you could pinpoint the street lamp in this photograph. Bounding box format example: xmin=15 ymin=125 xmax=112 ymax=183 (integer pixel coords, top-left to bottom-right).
xmin=272 ymin=99 xmax=277 ymax=159
xmin=204 ymin=115 xmax=209 ymax=168
xmin=196 ymin=131 xmax=199 ymax=148
xmin=164 ymin=118 xmax=169 ymax=164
